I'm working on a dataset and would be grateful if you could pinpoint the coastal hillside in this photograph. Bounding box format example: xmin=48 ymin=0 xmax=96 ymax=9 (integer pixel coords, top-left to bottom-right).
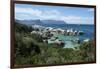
xmin=15 ymin=19 xmax=43 ymax=26
xmin=15 ymin=19 xmax=67 ymax=26
xmin=14 ymin=21 xmax=95 ymax=66
xmin=42 ymin=20 xmax=67 ymax=24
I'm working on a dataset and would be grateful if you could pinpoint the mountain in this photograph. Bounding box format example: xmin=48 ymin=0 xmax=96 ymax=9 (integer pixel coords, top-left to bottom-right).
xmin=15 ymin=19 xmax=67 ymax=26
xmin=41 ymin=20 xmax=67 ymax=25
xmin=15 ymin=19 xmax=43 ymax=26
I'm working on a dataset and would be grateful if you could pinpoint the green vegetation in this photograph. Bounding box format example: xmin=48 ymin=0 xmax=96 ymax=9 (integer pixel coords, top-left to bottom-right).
xmin=14 ymin=22 xmax=95 ymax=66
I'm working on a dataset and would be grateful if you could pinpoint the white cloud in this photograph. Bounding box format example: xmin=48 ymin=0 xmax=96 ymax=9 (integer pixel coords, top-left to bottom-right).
xmin=15 ymin=7 xmax=60 ymax=16
xmin=15 ymin=7 xmax=42 ymax=16
xmin=38 ymin=10 xmax=60 ymax=20
xmin=15 ymin=7 xmax=60 ymax=20
xmin=15 ymin=7 xmax=94 ymax=24
xmin=60 ymin=15 xmax=94 ymax=24
xmin=44 ymin=10 xmax=60 ymax=15
xmin=39 ymin=15 xmax=94 ymax=24
xmin=88 ymin=8 xmax=94 ymax=12
xmin=61 ymin=16 xmax=82 ymax=23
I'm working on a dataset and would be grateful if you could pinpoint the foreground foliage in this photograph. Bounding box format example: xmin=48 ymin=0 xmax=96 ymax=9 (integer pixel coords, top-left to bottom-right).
xmin=14 ymin=22 xmax=95 ymax=66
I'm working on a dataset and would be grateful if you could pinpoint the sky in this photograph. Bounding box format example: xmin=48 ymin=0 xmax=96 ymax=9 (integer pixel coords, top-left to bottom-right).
xmin=15 ymin=4 xmax=94 ymax=24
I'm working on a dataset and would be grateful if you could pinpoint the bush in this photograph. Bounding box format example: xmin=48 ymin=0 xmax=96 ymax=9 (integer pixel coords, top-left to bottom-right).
xmin=14 ymin=21 xmax=95 ymax=65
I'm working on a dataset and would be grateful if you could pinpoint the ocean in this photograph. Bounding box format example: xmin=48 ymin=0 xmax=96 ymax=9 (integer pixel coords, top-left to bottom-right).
xmin=44 ymin=24 xmax=94 ymax=40
xmin=45 ymin=24 xmax=94 ymax=48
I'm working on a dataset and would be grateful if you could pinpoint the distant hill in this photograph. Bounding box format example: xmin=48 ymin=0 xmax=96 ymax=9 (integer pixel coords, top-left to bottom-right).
xmin=41 ymin=20 xmax=67 ymax=25
xmin=15 ymin=19 xmax=67 ymax=26
xmin=15 ymin=19 xmax=43 ymax=26
xmin=15 ymin=21 xmax=33 ymax=33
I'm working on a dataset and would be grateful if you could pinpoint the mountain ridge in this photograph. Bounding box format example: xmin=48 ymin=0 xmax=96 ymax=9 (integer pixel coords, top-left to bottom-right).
xmin=15 ymin=19 xmax=67 ymax=26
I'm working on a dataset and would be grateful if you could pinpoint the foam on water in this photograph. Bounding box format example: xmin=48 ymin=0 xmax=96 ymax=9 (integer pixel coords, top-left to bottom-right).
xmin=58 ymin=34 xmax=80 ymax=48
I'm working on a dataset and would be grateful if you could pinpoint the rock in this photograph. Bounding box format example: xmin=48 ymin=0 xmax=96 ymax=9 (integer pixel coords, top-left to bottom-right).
xmin=83 ymin=39 xmax=90 ymax=42
xmin=78 ymin=31 xmax=84 ymax=35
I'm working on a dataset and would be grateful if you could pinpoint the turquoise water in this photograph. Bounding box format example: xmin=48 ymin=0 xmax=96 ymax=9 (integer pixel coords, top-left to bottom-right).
xmin=57 ymin=34 xmax=80 ymax=49
xmin=44 ymin=24 xmax=94 ymax=40
xmin=45 ymin=24 xmax=94 ymax=49
xmin=58 ymin=35 xmax=79 ymax=48
xmin=48 ymin=34 xmax=80 ymax=49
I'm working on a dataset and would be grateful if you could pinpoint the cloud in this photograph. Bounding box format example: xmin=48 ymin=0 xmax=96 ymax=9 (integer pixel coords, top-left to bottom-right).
xmin=45 ymin=10 xmax=60 ymax=15
xmin=88 ymin=8 xmax=94 ymax=12
xmin=60 ymin=15 xmax=94 ymax=24
xmin=61 ymin=16 xmax=82 ymax=23
xmin=15 ymin=7 xmax=60 ymax=20
xmin=15 ymin=7 xmax=60 ymax=15
xmin=39 ymin=14 xmax=94 ymax=24
xmin=15 ymin=7 xmax=42 ymax=16
xmin=15 ymin=7 xmax=94 ymax=24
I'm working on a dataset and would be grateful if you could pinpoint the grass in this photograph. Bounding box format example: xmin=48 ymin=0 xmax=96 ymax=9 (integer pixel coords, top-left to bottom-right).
xmin=14 ymin=22 xmax=95 ymax=66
